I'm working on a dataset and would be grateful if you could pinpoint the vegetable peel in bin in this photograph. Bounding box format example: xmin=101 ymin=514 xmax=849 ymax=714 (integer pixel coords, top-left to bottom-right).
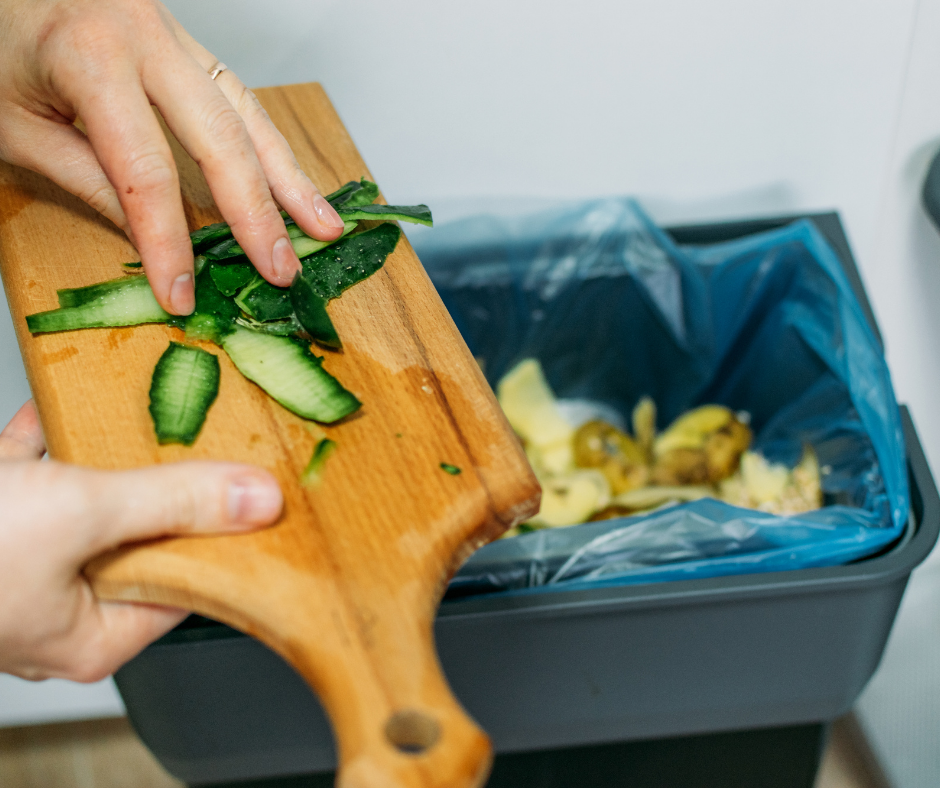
xmin=496 ymin=359 xmax=821 ymax=529
xmin=413 ymin=198 xmax=909 ymax=596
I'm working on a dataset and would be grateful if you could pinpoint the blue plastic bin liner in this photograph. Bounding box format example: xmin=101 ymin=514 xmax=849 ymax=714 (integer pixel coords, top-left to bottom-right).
xmin=411 ymin=198 xmax=909 ymax=595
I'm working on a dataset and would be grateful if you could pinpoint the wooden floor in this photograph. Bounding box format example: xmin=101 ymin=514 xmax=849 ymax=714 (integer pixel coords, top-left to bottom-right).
xmin=0 ymin=714 xmax=890 ymax=788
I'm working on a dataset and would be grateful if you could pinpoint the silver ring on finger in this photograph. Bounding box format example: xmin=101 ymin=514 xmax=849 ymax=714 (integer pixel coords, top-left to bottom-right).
xmin=208 ymin=62 xmax=228 ymax=81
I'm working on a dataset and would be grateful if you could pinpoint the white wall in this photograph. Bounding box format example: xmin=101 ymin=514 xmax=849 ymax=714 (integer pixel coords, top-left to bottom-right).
xmin=850 ymin=2 xmax=940 ymax=786
xmin=3 ymin=6 xmax=939 ymax=781
xmin=0 ymin=675 xmax=123 ymax=728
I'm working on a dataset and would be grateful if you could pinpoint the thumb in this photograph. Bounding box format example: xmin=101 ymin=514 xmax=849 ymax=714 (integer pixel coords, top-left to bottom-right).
xmin=77 ymin=461 xmax=283 ymax=556
xmin=0 ymin=400 xmax=46 ymax=461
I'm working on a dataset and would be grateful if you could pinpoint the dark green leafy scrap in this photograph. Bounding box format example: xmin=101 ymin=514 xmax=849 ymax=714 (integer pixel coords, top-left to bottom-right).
xmin=235 ymin=275 xmax=293 ymax=322
xmin=203 ymin=236 xmax=244 ymax=262
xmin=327 ymin=178 xmax=379 ymax=209
xmin=337 ymin=204 xmax=432 ymax=227
xmin=204 ymin=222 xmax=356 ymax=263
xmin=189 ymin=176 xmax=378 ymax=259
xmin=181 ymin=264 xmax=241 ymax=343
xmin=210 ymin=262 xmax=254 ymax=296
xmin=290 ymin=273 xmax=341 ymax=349
xmin=324 ymin=181 xmax=358 ymax=205
xmin=190 ymin=221 xmax=233 ymax=252
xmin=302 ymin=223 xmax=401 ymax=300
xmin=236 ymin=314 xmax=306 ymax=338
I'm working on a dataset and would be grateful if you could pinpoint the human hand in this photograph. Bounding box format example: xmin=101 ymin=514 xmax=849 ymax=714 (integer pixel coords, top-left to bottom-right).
xmin=0 ymin=0 xmax=344 ymax=316
xmin=0 ymin=401 xmax=283 ymax=681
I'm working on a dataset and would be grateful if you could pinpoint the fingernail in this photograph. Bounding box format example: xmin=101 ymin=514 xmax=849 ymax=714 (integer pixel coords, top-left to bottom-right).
xmin=170 ymin=273 xmax=195 ymax=315
xmin=272 ymin=236 xmax=301 ymax=284
xmin=228 ymin=476 xmax=283 ymax=526
xmin=314 ymin=193 xmax=345 ymax=231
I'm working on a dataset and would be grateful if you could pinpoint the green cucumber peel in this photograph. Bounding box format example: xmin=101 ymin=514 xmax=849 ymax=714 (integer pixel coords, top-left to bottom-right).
xmin=221 ymin=326 xmax=360 ymax=423
xmin=189 ymin=264 xmax=240 ymax=340
xmin=210 ymin=261 xmax=254 ymax=296
xmin=190 ymin=221 xmax=233 ymax=252
xmin=234 ymin=274 xmax=293 ymax=322
xmin=57 ymin=276 xmax=143 ymax=308
xmin=28 ymin=275 xmax=171 ymax=334
xmin=204 ymin=221 xmax=357 ymax=262
xmin=327 ymin=178 xmax=380 ymax=209
xmin=301 ymin=437 xmax=337 ymax=487
xmin=337 ymin=204 xmax=432 ymax=227
xmin=148 ymin=341 xmax=220 ymax=446
xmin=191 ymin=175 xmax=377 ymax=254
xmin=183 ymin=314 xmax=223 ymax=342
xmin=24 ymin=176 xmax=429 ymax=447
xmin=302 ymin=223 xmax=401 ymax=300
xmin=202 ymin=237 xmax=242 ymax=261
xmin=235 ymin=315 xmax=305 ymax=338
xmin=292 ymin=221 xmax=357 ymax=258
xmin=290 ymin=273 xmax=341 ymax=349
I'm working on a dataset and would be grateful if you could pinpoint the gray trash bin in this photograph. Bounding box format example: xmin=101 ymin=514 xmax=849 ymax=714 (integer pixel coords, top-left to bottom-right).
xmin=114 ymin=213 xmax=939 ymax=786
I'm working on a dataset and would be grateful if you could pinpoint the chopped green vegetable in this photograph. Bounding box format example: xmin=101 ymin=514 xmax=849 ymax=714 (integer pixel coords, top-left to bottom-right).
xmin=292 ymin=221 xmax=358 ymax=258
xmin=148 ymin=342 xmax=220 ymax=446
xmin=221 ymin=326 xmax=360 ymax=423
xmin=190 ymin=221 xmax=233 ymax=252
xmin=290 ymin=273 xmax=340 ymax=349
xmin=440 ymin=463 xmax=462 ymax=475
xmin=57 ymin=276 xmax=143 ymax=308
xmin=337 ymin=204 xmax=432 ymax=227
xmin=183 ymin=264 xmax=241 ymax=343
xmin=204 ymin=221 xmax=357 ymax=262
xmin=235 ymin=315 xmax=305 ymax=337
xmin=210 ymin=262 xmax=254 ymax=296
xmin=302 ymin=223 xmax=401 ymax=300
xmin=234 ymin=274 xmax=293 ymax=322
xmin=26 ymin=177 xmax=425 ymax=448
xmin=183 ymin=314 xmax=221 ymax=342
xmin=202 ymin=237 xmax=242 ymax=262
xmin=27 ymin=275 xmax=171 ymax=333
xmin=301 ymin=437 xmax=337 ymax=486
xmin=326 ymin=178 xmax=380 ymax=209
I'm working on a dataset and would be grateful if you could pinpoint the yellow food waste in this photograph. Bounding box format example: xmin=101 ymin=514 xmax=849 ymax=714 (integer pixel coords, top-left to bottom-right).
xmin=497 ymin=359 xmax=824 ymax=535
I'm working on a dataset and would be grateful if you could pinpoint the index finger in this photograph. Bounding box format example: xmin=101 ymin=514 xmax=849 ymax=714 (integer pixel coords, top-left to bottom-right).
xmin=143 ymin=51 xmax=307 ymax=287
xmin=75 ymin=67 xmax=195 ymax=315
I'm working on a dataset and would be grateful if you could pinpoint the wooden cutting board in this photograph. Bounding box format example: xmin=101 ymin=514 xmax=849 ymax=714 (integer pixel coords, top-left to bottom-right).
xmin=0 ymin=82 xmax=540 ymax=788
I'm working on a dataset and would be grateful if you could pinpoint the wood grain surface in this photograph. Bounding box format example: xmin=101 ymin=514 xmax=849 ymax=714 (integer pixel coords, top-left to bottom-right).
xmin=0 ymin=83 xmax=540 ymax=788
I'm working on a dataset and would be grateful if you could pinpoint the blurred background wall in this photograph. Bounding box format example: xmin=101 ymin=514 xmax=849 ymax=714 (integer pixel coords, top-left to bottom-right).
xmin=2 ymin=1 xmax=939 ymax=784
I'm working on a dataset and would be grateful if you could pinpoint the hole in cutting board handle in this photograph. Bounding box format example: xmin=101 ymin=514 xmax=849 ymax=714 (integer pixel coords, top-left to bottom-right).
xmin=384 ymin=710 xmax=441 ymax=755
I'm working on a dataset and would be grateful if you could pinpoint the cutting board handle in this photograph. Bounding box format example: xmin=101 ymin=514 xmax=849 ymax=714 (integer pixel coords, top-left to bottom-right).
xmin=281 ymin=615 xmax=492 ymax=788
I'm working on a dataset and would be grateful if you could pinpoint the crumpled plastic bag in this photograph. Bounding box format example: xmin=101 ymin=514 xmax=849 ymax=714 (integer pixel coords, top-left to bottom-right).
xmin=412 ymin=198 xmax=908 ymax=596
